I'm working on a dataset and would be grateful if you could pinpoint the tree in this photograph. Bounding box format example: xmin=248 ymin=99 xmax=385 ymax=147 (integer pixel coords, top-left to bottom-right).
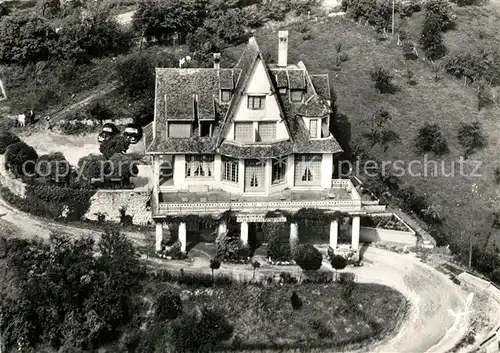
xmin=115 ymin=52 xmax=156 ymax=97
xmin=170 ymin=307 xmax=233 ymax=353
xmin=367 ymin=107 xmax=400 ymax=151
xmin=424 ymin=0 xmax=454 ymax=30
xmin=4 ymin=142 xmax=38 ymax=177
xmin=155 ymin=289 xmax=182 ymax=321
xmin=251 ymin=260 xmax=260 ymax=280
xmin=414 ymin=123 xmax=449 ymax=155
xmin=100 ymin=135 xmax=130 ymax=159
xmin=419 ymin=13 xmax=446 ymax=60
xmin=293 ymin=244 xmax=323 ymax=271
xmin=457 ymin=122 xmax=487 ymax=159
xmin=0 ymin=131 xmax=20 ymax=154
xmin=370 ymin=66 xmax=394 ymax=93
xmin=330 ymin=255 xmax=347 ymax=281
xmin=35 ymin=152 xmax=71 ymax=184
xmin=0 ymin=13 xmax=57 ymax=64
xmin=199 ymin=8 xmax=248 ymax=46
xmin=77 ymin=154 xmax=108 ymax=184
xmin=209 ymin=258 xmax=220 ymax=283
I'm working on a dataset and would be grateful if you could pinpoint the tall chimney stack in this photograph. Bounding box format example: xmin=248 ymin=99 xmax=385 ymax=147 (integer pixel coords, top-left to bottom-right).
xmin=213 ymin=53 xmax=221 ymax=70
xmin=278 ymin=31 xmax=288 ymax=67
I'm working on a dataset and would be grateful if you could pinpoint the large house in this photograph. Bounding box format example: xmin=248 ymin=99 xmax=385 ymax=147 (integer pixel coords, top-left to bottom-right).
xmin=145 ymin=31 xmax=385 ymax=254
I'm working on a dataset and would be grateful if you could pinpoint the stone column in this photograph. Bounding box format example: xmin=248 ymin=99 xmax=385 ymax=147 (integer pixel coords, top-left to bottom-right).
xmin=240 ymin=221 xmax=249 ymax=245
xmin=155 ymin=221 xmax=163 ymax=252
xmin=290 ymin=222 xmax=299 ymax=248
xmin=179 ymin=222 xmax=187 ymax=253
xmin=351 ymin=216 xmax=360 ymax=250
xmin=218 ymin=219 xmax=227 ymax=236
xmin=329 ymin=220 xmax=338 ymax=249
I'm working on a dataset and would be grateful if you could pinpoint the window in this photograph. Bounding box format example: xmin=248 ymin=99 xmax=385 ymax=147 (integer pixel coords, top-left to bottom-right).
xmin=290 ymin=90 xmax=303 ymax=102
xmin=247 ymin=95 xmax=265 ymax=110
xmin=168 ymin=122 xmax=191 ymax=138
xmin=272 ymin=156 xmax=287 ymax=184
xmin=185 ymin=155 xmax=214 ymax=178
xmin=309 ymin=119 xmax=318 ymax=138
xmin=221 ymin=89 xmax=232 ymax=103
xmin=257 ymin=122 xmax=276 ymax=142
xmin=200 ymin=122 xmax=212 ymax=137
xmin=222 ymin=156 xmax=239 ymax=182
xmin=278 ymin=88 xmax=287 ymax=95
xmin=294 ymin=154 xmax=322 ymax=186
xmin=234 ymin=122 xmax=254 ymax=142
xmin=321 ymin=119 xmax=329 ymax=138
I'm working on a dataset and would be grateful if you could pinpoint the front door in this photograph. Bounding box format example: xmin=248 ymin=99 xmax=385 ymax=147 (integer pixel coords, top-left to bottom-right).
xmin=244 ymin=159 xmax=266 ymax=192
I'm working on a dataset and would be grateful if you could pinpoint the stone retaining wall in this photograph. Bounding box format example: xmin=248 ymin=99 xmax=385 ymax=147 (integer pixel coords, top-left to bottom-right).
xmin=84 ymin=189 xmax=152 ymax=226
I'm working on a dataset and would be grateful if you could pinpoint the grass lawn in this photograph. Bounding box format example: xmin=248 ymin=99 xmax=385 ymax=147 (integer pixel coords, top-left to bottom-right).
xmin=147 ymin=281 xmax=407 ymax=351
xmin=235 ymin=11 xmax=500 ymax=250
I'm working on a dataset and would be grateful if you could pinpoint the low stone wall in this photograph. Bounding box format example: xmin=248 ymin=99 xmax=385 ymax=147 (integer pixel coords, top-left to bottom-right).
xmin=0 ymin=155 xmax=26 ymax=197
xmin=84 ymin=189 xmax=152 ymax=226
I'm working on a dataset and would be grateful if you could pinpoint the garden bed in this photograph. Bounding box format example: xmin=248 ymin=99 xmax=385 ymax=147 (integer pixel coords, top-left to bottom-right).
xmin=147 ymin=281 xmax=408 ymax=351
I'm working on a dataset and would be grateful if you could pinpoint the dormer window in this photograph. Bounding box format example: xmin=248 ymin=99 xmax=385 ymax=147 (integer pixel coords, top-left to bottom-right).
xmin=290 ymin=90 xmax=303 ymax=102
xmin=278 ymin=88 xmax=287 ymax=95
xmin=248 ymin=95 xmax=265 ymax=110
xmin=221 ymin=89 xmax=232 ymax=103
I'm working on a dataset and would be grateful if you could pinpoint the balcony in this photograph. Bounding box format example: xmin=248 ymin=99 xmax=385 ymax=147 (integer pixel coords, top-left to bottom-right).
xmin=153 ymin=179 xmax=367 ymax=217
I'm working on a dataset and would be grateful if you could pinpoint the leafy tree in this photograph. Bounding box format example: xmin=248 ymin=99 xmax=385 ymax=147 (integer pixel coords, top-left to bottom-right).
xmin=0 ymin=131 xmax=20 ymax=154
xmin=419 ymin=13 xmax=446 ymax=60
xmin=77 ymin=154 xmax=108 ymax=182
xmin=370 ymin=66 xmax=394 ymax=93
xmin=35 ymin=152 xmax=71 ymax=184
xmin=0 ymin=13 xmax=57 ymax=64
xmin=170 ymin=307 xmax=233 ymax=353
xmin=367 ymin=107 xmax=401 ymax=151
xmin=414 ymin=123 xmax=449 ymax=155
xmin=424 ymin=0 xmax=454 ymax=30
xmin=115 ymin=52 xmax=156 ymax=97
xmin=100 ymin=135 xmax=130 ymax=159
xmin=330 ymin=255 xmax=347 ymax=280
xmin=293 ymin=244 xmax=323 ymax=271
xmin=4 ymin=141 xmax=38 ymax=177
xmin=199 ymin=8 xmax=248 ymax=46
xmin=209 ymin=258 xmax=220 ymax=283
xmin=87 ymin=101 xmax=113 ymax=124
xmin=290 ymin=291 xmax=303 ymax=310
xmin=457 ymin=121 xmax=487 ymax=159
xmin=251 ymin=260 xmax=260 ymax=279
xmin=155 ymin=289 xmax=182 ymax=321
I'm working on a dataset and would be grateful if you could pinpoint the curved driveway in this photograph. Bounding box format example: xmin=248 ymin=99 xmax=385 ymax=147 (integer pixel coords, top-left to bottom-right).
xmin=0 ymin=196 xmax=467 ymax=352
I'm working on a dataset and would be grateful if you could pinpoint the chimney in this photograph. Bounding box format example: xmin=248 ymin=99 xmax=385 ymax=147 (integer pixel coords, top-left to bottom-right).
xmin=278 ymin=30 xmax=288 ymax=67
xmin=213 ymin=53 xmax=221 ymax=70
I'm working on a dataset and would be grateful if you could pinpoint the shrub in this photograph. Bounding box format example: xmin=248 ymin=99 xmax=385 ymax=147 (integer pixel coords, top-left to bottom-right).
xmin=155 ymin=289 xmax=183 ymax=321
xmin=293 ymin=244 xmax=323 ymax=271
xmin=170 ymin=308 xmax=233 ymax=352
xmin=330 ymin=254 xmax=347 ymax=275
xmin=100 ymin=135 xmax=130 ymax=159
xmin=402 ymin=40 xmax=417 ymax=60
xmin=457 ymin=121 xmax=487 ymax=160
xmin=414 ymin=123 xmax=449 ymax=155
xmin=290 ymin=291 xmax=303 ymax=310
xmin=424 ymin=0 xmax=454 ymax=30
xmin=420 ymin=12 xmax=446 ymax=60
xmin=280 ymin=271 xmax=298 ymax=284
xmin=59 ymin=120 xmax=97 ymax=135
xmin=0 ymin=131 xmax=20 ymax=154
xmin=87 ymin=101 xmax=113 ymax=123
xmin=4 ymin=141 xmax=38 ymax=177
xmin=215 ymin=231 xmax=250 ymax=263
xmin=116 ymin=52 xmax=156 ymax=98
xmin=78 ymin=154 xmax=108 ymax=183
xmin=309 ymin=319 xmax=332 ymax=338
xmin=267 ymin=234 xmax=292 ymax=262
xmin=370 ymin=66 xmax=394 ymax=93
xmin=35 ymin=152 xmax=72 ymax=184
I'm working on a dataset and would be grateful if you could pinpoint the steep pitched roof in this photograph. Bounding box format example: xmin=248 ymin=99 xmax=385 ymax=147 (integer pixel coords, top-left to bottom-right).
xmin=310 ymin=74 xmax=331 ymax=100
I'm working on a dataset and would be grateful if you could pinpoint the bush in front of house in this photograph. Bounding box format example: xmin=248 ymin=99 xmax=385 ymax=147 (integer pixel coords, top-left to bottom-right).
xmin=155 ymin=289 xmax=183 ymax=321
xmin=293 ymin=244 xmax=323 ymax=271
xmin=0 ymin=131 xmax=20 ymax=154
xmin=169 ymin=307 xmax=233 ymax=352
xmin=267 ymin=234 xmax=292 ymax=262
xmin=4 ymin=141 xmax=38 ymax=178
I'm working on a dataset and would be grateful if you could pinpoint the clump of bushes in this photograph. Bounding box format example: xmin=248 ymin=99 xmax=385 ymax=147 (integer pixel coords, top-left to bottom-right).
xmin=59 ymin=120 xmax=98 ymax=135
xmin=215 ymin=230 xmax=250 ymax=263
xmin=0 ymin=131 xmax=20 ymax=154
xmin=4 ymin=141 xmax=38 ymax=177
xmin=155 ymin=289 xmax=183 ymax=321
xmin=414 ymin=123 xmax=449 ymax=155
xmin=293 ymin=244 xmax=323 ymax=271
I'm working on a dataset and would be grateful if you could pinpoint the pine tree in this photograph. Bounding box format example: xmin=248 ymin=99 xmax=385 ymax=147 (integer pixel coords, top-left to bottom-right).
xmin=419 ymin=13 xmax=446 ymax=60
